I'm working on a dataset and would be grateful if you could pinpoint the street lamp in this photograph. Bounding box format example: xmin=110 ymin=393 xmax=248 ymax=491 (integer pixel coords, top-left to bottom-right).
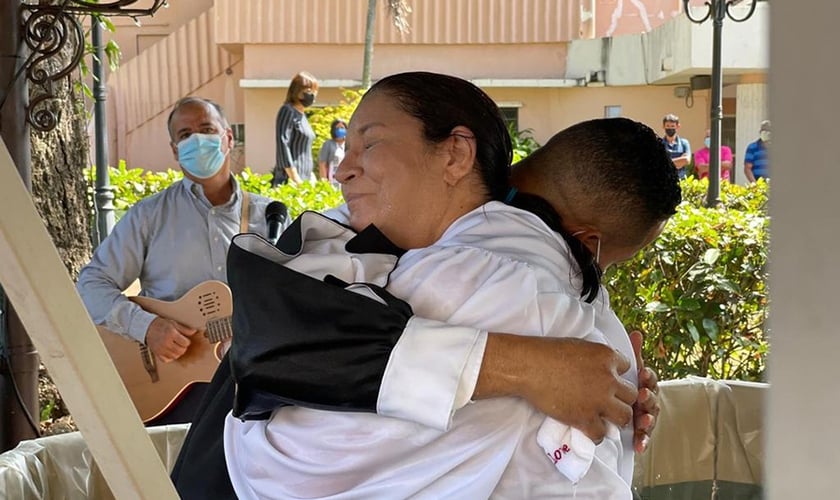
xmin=683 ymin=0 xmax=758 ymax=207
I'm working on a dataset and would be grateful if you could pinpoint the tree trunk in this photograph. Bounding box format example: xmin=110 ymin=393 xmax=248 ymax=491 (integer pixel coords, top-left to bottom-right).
xmin=361 ymin=1 xmax=411 ymax=89
xmin=30 ymin=109 xmax=92 ymax=280
xmin=30 ymin=88 xmax=92 ymax=281
xmin=362 ymin=0 xmax=377 ymax=89
xmin=28 ymin=56 xmax=93 ymax=435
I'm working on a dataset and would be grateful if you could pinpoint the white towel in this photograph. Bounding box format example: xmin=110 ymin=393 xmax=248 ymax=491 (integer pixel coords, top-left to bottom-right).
xmin=536 ymin=417 xmax=622 ymax=483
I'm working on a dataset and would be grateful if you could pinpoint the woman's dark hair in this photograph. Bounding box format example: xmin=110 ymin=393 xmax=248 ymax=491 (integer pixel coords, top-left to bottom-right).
xmin=508 ymin=192 xmax=602 ymax=303
xmin=367 ymin=72 xmax=513 ymax=201
xmin=330 ymin=118 xmax=348 ymax=139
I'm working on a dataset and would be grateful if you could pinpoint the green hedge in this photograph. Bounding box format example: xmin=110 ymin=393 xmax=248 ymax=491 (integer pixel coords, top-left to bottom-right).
xmin=90 ymin=167 xmax=770 ymax=382
xmin=606 ymin=178 xmax=769 ymax=382
xmin=87 ymin=161 xmax=345 ymax=219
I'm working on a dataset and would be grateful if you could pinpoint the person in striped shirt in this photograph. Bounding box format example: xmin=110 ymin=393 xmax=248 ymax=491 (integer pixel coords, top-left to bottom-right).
xmin=272 ymin=71 xmax=319 ymax=186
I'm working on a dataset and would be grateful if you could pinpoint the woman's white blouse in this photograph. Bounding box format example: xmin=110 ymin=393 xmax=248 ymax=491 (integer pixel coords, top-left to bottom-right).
xmin=225 ymin=201 xmax=637 ymax=499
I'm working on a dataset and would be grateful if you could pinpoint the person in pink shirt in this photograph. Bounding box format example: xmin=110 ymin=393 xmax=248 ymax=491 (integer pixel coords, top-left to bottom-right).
xmin=694 ymin=128 xmax=733 ymax=181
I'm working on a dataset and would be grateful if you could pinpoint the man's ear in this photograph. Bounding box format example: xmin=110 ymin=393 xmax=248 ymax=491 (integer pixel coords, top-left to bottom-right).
xmin=170 ymin=141 xmax=179 ymax=162
xmin=443 ymin=125 xmax=477 ymax=186
xmin=224 ymin=128 xmax=235 ymax=152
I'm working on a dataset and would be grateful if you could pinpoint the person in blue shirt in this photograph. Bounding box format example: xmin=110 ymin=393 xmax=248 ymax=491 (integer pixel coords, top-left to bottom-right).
xmin=661 ymin=113 xmax=692 ymax=179
xmin=744 ymin=120 xmax=771 ymax=182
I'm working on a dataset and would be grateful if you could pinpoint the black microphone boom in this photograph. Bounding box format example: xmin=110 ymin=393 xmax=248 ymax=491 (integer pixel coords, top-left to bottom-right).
xmin=265 ymin=201 xmax=288 ymax=245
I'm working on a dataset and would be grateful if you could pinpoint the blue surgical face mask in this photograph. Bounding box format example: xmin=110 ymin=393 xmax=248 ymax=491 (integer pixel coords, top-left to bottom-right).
xmin=704 ymin=137 xmax=711 ymax=148
xmin=177 ymin=133 xmax=226 ymax=179
xmin=334 ymin=128 xmax=347 ymax=140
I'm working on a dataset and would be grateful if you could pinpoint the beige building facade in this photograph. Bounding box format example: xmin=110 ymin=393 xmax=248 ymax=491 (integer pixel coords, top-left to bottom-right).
xmin=103 ymin=0 xmax=768 ymax=183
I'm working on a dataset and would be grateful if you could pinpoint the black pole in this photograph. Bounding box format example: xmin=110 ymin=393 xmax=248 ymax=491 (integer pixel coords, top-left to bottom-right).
xmin=0 ymin=0 xmax=40 ymax=451
xmin=707 ymin=0 xmax=724 ymax=208
xmin=684 ymin=0 xmax=758 ymax=207
xmin=92 ymin=17 xmax=115 ymax=246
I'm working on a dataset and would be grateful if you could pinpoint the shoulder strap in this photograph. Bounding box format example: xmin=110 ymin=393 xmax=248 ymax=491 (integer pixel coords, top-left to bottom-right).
xmin=239 ymin=190 xmax=251 ymax=233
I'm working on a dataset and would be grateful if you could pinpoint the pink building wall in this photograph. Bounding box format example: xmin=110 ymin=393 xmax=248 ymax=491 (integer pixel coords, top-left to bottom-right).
xmin=595 ymin=0 xmax=686 ymax=37
xmin=106 ymin=0 xmax=214 ymax=62
xmin=243 ymin=82 xmax=711 ymax=174
xmin=104 ymin=0 xmax=737 ymax=174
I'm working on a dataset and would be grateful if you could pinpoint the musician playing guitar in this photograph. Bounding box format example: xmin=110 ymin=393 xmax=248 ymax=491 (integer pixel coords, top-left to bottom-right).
xmin=76 ymin=97 xmax=274 ymax=425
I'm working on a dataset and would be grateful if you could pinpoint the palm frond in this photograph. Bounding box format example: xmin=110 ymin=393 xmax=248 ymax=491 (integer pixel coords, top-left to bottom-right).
xmin=386 ymin=0 xmax=412 ymax=34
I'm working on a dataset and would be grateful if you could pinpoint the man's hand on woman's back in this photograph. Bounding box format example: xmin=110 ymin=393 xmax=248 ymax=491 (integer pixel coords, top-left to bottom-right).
xmin=474 ymin=334 xmax=637 ymax=444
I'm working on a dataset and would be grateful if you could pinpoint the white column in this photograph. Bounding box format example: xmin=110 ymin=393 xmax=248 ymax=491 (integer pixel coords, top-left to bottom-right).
xmin=767 ymin=2 xmax=840 ymax=498
xmin=734 ymin=83 xmax=767 ymax=185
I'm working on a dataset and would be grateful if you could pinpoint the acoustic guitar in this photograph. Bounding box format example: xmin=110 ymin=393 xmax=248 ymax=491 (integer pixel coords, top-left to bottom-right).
xmin=97 ymin=280 xmax=233 ymax=423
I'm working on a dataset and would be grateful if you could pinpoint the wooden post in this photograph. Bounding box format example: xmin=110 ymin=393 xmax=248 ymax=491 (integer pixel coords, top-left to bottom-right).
xmin=0 ymin=141 xmax=177 ymax=498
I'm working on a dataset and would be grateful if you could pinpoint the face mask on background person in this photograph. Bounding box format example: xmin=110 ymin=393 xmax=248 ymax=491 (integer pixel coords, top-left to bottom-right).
xmin=665 ymin=128 xmax=677 ymax=137
xmin=704 ymin=137 xmax=711 ymax=148
xmin=300 ymin=92 xmax=316 ymax=107
xmin=334 ymin=128 xmax=347 ymax=140
xmin=178 ymin=133 xmax=226 ymax=179
xmin=760 ymin=131 xmax=771 ymax=142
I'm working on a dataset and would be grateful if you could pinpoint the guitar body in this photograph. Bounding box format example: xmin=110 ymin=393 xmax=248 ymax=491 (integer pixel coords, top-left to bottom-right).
xmin=98 ymin=280 xmax=233 ymax=423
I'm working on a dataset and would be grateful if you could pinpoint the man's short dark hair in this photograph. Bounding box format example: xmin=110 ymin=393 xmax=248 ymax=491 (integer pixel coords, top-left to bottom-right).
xmin=527 ymin=117 xmax=682 ymax=247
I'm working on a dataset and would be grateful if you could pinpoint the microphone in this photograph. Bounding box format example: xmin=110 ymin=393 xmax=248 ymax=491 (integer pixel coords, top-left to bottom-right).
xmin=265 ymin=201 xmax=288 ymax=245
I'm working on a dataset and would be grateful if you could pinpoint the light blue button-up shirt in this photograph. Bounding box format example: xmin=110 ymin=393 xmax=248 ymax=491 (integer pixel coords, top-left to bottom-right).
xmin=77 ymin=177 xmax=273 ymax=343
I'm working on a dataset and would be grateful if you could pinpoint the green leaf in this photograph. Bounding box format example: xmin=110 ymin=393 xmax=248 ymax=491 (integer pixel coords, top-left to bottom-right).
xmin=645 ymin=301 xmax=671 ymax=313
xmin=703 ymin=248 xmax=721 ymax=265
xmin=105 ymin=40 xmax=122 ymax=72
xmin=702 ymin=318 xmax=719 ymax=340
xmin=101 ymin=17 xmax=117 ymax=33
xmin=40 ymin=399 xmax=55 ymax=422
xmin=686 ymin=321 xmax=701 ymax=342
xmin=715 ymin=278 xmax=741 ymax=294
xmin=677 ymin=298 xmax=702 ymax=311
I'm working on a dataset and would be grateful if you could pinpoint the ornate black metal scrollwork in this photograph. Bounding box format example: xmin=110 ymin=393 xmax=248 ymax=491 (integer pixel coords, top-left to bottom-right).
xmin=21 ymin=5 xmax=85 ymax=132
xmin=682 ymin=0 xmax=759 ymax=26
xmin=19 ymin=0 xmax=167 ymax=132
xmin=27 ymin=0 xmax=169 ymax=16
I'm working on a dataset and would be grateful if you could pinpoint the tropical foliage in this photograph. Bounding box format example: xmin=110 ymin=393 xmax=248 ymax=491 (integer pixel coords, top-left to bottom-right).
xmin=509 ymin=125 xmax=541 ymax=163
xmin=86 ymin=163 xmax=345 ymax=219
xmin=307 ymin=89 xmax=365 ymax=171
xmin=606 ymin=178 xmax=770 ymax=381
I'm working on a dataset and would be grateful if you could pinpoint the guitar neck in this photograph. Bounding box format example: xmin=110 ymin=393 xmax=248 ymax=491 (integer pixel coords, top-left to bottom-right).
xmin=205 ymin=316 xmax=233 ymax=343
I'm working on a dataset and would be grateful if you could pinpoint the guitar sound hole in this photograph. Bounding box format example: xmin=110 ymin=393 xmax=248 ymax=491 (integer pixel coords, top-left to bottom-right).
xmin=198 ymin=292 xmax=221 ymax=318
